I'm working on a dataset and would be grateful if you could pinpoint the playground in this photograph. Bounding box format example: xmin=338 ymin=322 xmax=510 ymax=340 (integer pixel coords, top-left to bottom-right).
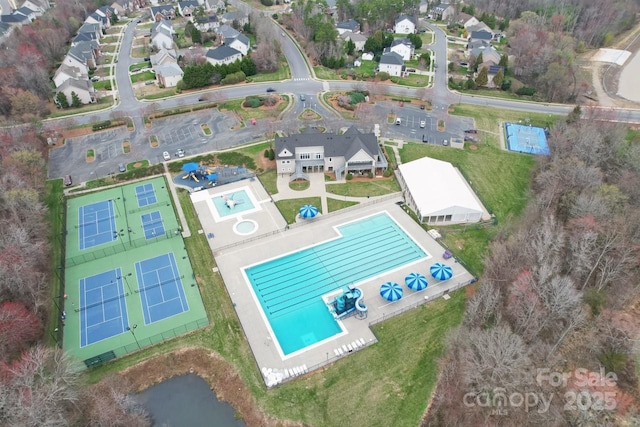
xmin=63 ymin=177 xmax=208 ymax=367
xmin=173 ymin=162 xmax=255 ymax=190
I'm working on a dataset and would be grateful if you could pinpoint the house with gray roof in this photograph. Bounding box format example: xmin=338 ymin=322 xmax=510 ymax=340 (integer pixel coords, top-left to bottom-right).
xmin=340 ymin=31 xmax=367 ymax=51
xmin=155 ymin=62 xmax=183 ymax=87
xmin=394 ymin=15 xmax=416 ymax=34
xmin=336 ymin=19 xmax=360 ymax=35
xmin=469 ymin=29 xmax=493 ymax=42
xmin=151 ymin=19 xmax=175 ymax=50
xmin=385 ymin=37 xmax=414 ymax=61
xmin=53 ymin=63 xmax=89 ymax=88
xmin=221 ymin=10 xmax=247 ymax=26
xmin=178 ymin=0 xmax=199 ymax=19
xmin=275 ymin=126 xmax=388 ymax=181
xmin=56 ymin=78 xmax=96 ymax=105
xmin=78 ymin=22 xmax=102 ymax=41
xmin=205 ymin=45 xmax=242 ymax=65
xmin=379 ymin=51 xmax=404 ymax=77
xmin=150 ymin=5 xmax=175 ymax=21
xmin=195 ymin=14 xmax=218 ymax=31
xmin=85 ymin=12 xmax=107 ymax=28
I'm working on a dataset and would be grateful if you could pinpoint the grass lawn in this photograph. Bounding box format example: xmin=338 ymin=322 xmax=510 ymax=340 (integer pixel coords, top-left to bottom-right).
xmin=258 ymin=169 xmax=277 ymax=195
xmin=358 ymin=60 xmax=376 ymax=76
xmin=275 ymin=197 xmax=322 ymax=224
xmin=327 ymin=197 xmax=358 ymax=212
xmin=129 ymin=61 xmax=151 ymax=71
xmin=251 ymin=63 xmax=291 ymax=82
xmin=127 ymin=160 xmax=149 ymax=171
xmin=221 ymin=96 xmax=289 ymax=120
xmin=142 ymin=88 xmax=176 ymax=100
xmin=391 ymin=73 xmax=430 ymax=87
xmin=420 ymin=32 xmax=434 ymax=45
xmin=44 ymin=179 xmax=64 ymax=346
xmin=48 ymin=96 xmax=114 ymax=119
xmin=451 ymin=104 xmax=558 ymax=134
xmin=101 ymin=45 xmax=116 ymax=53
xmin=131 ymin=71 xmax=156 ymax=84
xmin=326 ymin=178 xmax=401 ymax=197
xmin=314 ymin=66 xmax=340 ymax=80
xmin=93 ymin=80 xmax=112 ymax=91
xmin=289 ymin=180 xmax=310 ymax=191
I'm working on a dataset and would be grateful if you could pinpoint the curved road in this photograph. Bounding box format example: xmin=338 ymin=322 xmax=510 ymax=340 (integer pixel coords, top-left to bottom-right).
xmin=48 ymin=7 xmax=640 ymax=180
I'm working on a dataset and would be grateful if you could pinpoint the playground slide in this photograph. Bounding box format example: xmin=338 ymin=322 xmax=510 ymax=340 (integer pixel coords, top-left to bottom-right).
xmin=182 ymin=174 xmax=190 ymax=180
xmin=355 ymin=290 xmax=368 ymax=314
xmin=192 ymin=173 xmax=199 ymax=183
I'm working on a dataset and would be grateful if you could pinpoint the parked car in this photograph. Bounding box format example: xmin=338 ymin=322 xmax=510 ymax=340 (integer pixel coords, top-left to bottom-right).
xmin=395 ymin=117 xmax=401 ymax=125
xmin=144 ymin=57 xmax=150 ymax=61
xmin=420 ymin=105 xmax=426 ymax=110
xmin=118 ymin=163 xmax=126 ymax=173
xmin=464 ymin=129 xmax=478 ymax=134
xmin=442 ymin=139 xmax=449 ymax=146
xmin=300 ymin=94 xmax=306 ymax=101
xmin=176 ymin=148 xmax=185 ymax=158
xmin=63 ymin=175 xmax=72 ymax=186
xmin=162 ymin=151 xmax=171 ymax=161
xmin=420 ymin=120 xmax=426 ymax=128
xmin=91 ymin=76 xmax=100 ymax=82
xmin=422 ymin=134 xmax=428 ymax=143
xmin=266 ymin=87 xmax=276 ymax=92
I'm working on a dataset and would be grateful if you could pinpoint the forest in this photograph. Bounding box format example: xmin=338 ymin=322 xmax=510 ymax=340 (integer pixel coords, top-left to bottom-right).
xmin=423 ymin=111 xmax=640 ymax=426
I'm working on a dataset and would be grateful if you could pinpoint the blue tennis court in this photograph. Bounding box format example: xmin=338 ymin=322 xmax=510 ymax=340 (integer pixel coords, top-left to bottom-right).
xmin=78 ymin=200 xmax=117 ymax=250
xmin=135 ymin=253 xmax=189 ymax=324
xmin=505 ymin=122 xmax=550 ymax=155
xmin=136 ymin=183 xmax=157 ymax=207
xmin=79 ymin=268 xmax=129 ymax=347
xmin=141 ymin=211 xmax=165 ymax=239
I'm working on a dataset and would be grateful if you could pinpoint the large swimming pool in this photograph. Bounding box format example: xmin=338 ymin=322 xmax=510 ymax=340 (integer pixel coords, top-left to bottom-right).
xmin=244 ymin=212 xmax=427 ymax=356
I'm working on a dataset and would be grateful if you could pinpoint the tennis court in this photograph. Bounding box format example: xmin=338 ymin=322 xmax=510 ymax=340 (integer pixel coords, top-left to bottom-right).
xmin=504 ymin=122 xmax=550 ymax=155
xmin=78 ymin=200 xmax=116 ymax=250
xmin=141 ymin=211 xmax=165 ymax=240
xmin=136 ymin=183 xmax=157 ymax=207
xmin=135 ymin=252 xmax=189 ymax=324
xmin=79 ymin=268 xmax=129 ymax=347
xmin=63 ymin=177 xmax=208 ymax=367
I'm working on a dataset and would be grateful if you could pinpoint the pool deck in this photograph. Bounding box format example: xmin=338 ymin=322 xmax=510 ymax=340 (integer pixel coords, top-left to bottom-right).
xmin=206 ymin=194 xmax=475 ymax=386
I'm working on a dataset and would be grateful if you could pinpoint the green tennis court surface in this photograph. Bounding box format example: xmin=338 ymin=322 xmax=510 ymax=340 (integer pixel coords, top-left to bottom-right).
xmin=62 ymin=177 xmax=208 ymax=367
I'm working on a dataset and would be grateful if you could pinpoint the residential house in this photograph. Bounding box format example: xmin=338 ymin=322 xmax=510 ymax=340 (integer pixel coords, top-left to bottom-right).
xmin=64 ymin=41 xmax=99 ymax=70
xmin=419 ymin=0 xmax=429 ymax=14
xmin=53 ymin=63 xmax=88 ymax=88
xmin=0 ymin=22 xmax=13 ymax=41
xmin=205 ymin=45 xmax=242 ymax=66
xmin=466 ymin=39 xmax=490 ymax=51
xmin=151 ymin=19 xmax=175 ymax=50
xmin=150 ymin=5 xmax=175 ymax=22
xmin=97 ymin=5 xmax=117 ymax=21
xmin=340 ymin=31 xmax=366 ymax=52
xmin=85 ymin=12 xmax=107 ymax=29
xmin=469 ymin=45 xmax=500 ymax=65
xmin=0 ymin=13 xmax=30 ymax=27
xmin=468 ymin=29 xmax=493 ymax=43
xmin=206 ymin=0 xmax=225 ymax=12
xmin=379 ymin=51 xmax=404 ymax=77
xmin=150 ymin=47 xmax=178 ymax=66
xmin=155 ymin=63 xmax=183 ymax=87
xmin=215 ymin=24 xmax=250 ymax=54
xmin=453 ymin=13 xmax=476 ymax=29
xmin=274 ymin=126 xmax=388 ymax=181
xmin=77 ymin=22 xmax=102 ymax=41
xmin=221 ymin=11 xmax=248 ymax=27
xmin=394 ymin=15 xmax=416 ymax=34
xmin=430 ymin=3 xmax=454 ymax=21
xmin=111 ymin=0 xmax=132 ymax=15
xmin=73 ymin=31 xmax=100 ymax=44
xmin=226 ymin=32 xmax=250 ymax=55
xmin=486 ymin=64 xmax=504 ymax=88
xmin=56 ymin=78 xmax=96 ymax=105
xmin=336 ymin=19 xmax=359 ymax=35
xmin=362 ymin=52 xmax=374 ymax=61
xmin=178 ymin=1 xmax=199 ymax=19
xmin=14 ymin=6 xmax=37 ymax=22
xmin=195 ymin=14 xmax=218 ymax=31
xmin=22 ymin=0 xmax=50 ymax=15
xmin=385 ymin=38 xmax=414 ymax=61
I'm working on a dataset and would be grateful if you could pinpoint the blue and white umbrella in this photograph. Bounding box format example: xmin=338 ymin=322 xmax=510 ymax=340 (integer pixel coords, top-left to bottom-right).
xmin=430 ymin=263 xmax=453 ymax=281
xmin=380 ymin=281 xmax=403 ymax=302
xmin=405 ymin=272 xmax=428 ymax=291
xmin=181 ymin=162 xmax=200 ymax=172
xmin=299 ymin=204 xmax=319 ymax=219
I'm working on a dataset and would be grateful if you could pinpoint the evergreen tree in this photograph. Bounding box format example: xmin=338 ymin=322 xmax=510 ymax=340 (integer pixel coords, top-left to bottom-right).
xmin=499 ymin=54 xmax=508 ymax=71
xmin=475 ymin=67 xmax=488 ymax=87
xmin=70 ymin=91 xmax=81 ymax=108
xmin=474 ymin=52 xmax=483 ymax=72
xmin=55 ymin=92 xmax=69 ymax=109
xmin=492 ymin=68 xmax=504 ymax=89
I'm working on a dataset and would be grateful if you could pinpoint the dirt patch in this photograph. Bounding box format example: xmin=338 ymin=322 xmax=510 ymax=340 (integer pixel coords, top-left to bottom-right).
xmin=111 ymin=347 xmax=301 ymax=427
xmin=133 ymin=162 xmax=143 ymax=168
xmin=257 ymin=154 xmax=275 ymax=171
xmin=122 ymin=140 xmax=131 ymax=154
xmin=62 ymin=126 xmax=93 ymax=139
xmin=468 ymin=145 xmax=478 ymax=151
xmin=454 ymin=239 xmax=465 ymax=250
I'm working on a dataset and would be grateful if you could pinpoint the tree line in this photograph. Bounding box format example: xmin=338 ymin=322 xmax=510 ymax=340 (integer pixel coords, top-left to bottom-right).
xmin=423 ymin=111 xmax=640 ymax=426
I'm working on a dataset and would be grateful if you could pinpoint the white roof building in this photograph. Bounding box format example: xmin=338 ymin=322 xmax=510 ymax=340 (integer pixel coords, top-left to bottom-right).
xmin=397 ymin=157 xmax=487 ymax=224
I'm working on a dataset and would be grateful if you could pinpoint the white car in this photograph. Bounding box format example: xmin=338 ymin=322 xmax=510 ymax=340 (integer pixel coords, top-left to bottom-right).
xmin=176 ymin=148 xmax=185 ymax=158
xmin=420 ymin=120 xmax=426 ymax=128
xmin=162 ymin=151 xmax=171 ymax=161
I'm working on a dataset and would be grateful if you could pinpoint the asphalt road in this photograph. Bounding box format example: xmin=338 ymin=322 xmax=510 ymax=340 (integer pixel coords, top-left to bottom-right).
xmin=46 ymin=6 xmax=640 ymax=180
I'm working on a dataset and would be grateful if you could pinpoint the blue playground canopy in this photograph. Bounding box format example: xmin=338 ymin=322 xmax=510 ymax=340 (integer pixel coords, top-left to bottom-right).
xmin=181 ymin=162 xmax=199 ymax=172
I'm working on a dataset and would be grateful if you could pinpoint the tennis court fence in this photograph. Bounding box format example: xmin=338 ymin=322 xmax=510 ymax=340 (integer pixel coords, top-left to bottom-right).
xmin=111 ymin=317 xmax=209 ymax=359
xmin=127 ymin=200 xmax=172 ymax=215
xmin=66 ymin=227 xmax=183 ymax=267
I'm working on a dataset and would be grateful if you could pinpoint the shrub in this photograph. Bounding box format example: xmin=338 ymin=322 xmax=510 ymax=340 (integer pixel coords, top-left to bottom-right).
xmin=377 ymin=71 xmax=390 ymax=81
xmin=350 ymin=91 xmax=366 ymax=105
xmin=261 ymin=0 xmax=273 ymax=5
xmin=92 ymin=120 xmax=112 ymax=131
xmin=264 ymin=149 xmax=270 ymax=158
xmin=221 ymin=70 xmax=246 ymax=85
xmin=244 ymin=96 xmax=262 ymax=108
xmin=516 ymin=86 xmax=536 ymax=96
xmin=368 ymin=172 xmax=373 ymax=178
xmin=383 ymin=168 xmax=393 ymax=177
xmin=501 ymin=79 xmax=512 ymax=91
xmin=268 ymin=148 xmax=275 ymax=160
xmin=346 ymin=173 xmax=353 ymax=180
xmin=263 ymin=95 xmax=278 ymax=107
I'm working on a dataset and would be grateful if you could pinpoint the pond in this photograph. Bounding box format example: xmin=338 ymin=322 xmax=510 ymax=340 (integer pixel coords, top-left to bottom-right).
xmin=136 ymin=374 xmax=246 ymax=427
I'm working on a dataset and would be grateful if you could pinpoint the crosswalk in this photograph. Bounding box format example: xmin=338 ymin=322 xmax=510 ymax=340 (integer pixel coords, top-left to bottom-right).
xmin=292 ymin=77 xmax=312 ymax=81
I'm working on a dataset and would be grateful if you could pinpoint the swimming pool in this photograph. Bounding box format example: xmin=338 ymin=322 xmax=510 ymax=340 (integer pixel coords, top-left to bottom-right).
xmin=244 ymin=212 xmax=427 ymax=356
xmin=212 ymin=189 xmax=255 ymax=217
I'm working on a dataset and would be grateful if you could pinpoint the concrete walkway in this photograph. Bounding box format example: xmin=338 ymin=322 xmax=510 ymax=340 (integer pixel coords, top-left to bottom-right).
xmin=164 ymin=165 xmax=191 ymax=237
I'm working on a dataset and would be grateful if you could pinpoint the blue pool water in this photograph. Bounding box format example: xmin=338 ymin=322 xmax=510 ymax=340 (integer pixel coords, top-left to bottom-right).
xmin=245 ymin=212 xmax=427 ymax=355
xmin=212 ymin=190 xmax=255 ymax=217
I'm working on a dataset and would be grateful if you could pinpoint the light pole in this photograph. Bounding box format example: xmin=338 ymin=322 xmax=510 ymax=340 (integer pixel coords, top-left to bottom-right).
xmin=127 ymin=324 xmax=140 ymax=350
